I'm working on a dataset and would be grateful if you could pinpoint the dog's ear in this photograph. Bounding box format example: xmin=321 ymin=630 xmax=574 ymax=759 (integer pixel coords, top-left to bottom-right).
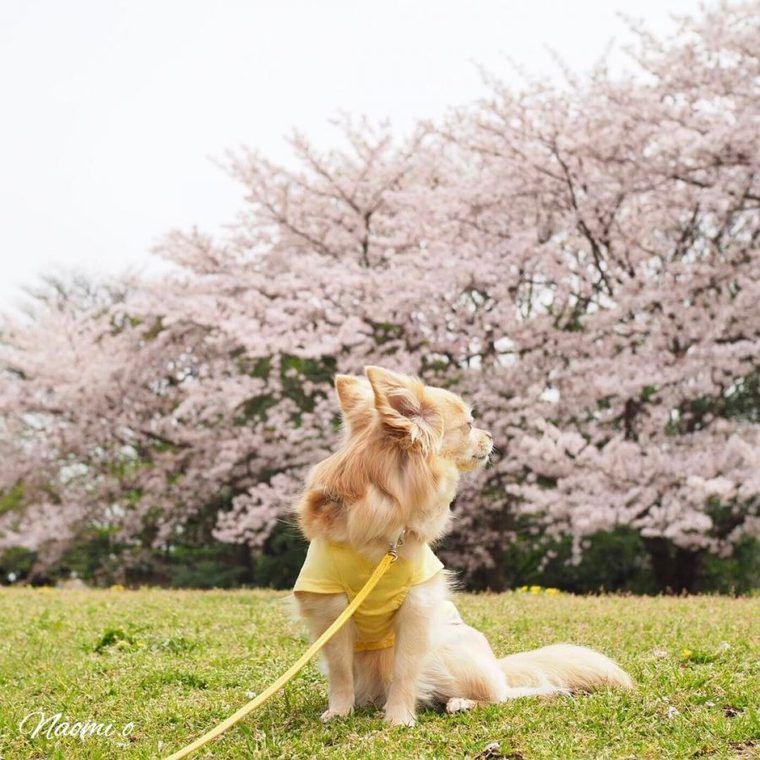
xmin=334 ymin=375 xmax=366 ymax=413
xmin=364 ymin=366 xmax=443 ymax=452
xmin=335 ymin=374 xmax=375 ymax=435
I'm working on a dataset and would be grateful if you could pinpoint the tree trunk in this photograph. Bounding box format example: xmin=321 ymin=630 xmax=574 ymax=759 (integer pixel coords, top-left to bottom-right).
xmin=644 ymin=537 xmax=703 ymax=593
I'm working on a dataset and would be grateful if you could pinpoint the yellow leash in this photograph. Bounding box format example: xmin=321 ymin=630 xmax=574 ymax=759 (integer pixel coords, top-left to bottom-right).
xmin=165 ymin=548 xmax=398 ymax=760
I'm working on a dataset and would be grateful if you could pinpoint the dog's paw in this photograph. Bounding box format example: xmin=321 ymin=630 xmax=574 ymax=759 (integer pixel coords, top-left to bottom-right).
xmin=446 ymin=697 xmax=477 ymax=714
xmin=384 ymin=705 xmax=416 ymax=727
xmin=320 ymin=704 xmax=354 ymax=722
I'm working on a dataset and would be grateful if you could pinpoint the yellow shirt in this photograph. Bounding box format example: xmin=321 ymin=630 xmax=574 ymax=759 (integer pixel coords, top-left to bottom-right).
xmin=293 ymin=539 xmax=444 ymax=651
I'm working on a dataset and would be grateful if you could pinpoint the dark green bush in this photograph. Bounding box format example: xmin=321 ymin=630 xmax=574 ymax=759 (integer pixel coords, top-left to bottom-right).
xmin=1 ymin=515 xmax=755 ymax=594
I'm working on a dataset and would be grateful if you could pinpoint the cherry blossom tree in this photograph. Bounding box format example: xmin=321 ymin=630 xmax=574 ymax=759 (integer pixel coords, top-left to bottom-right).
xmin=1 ymin=0 xmax=757 ymax=590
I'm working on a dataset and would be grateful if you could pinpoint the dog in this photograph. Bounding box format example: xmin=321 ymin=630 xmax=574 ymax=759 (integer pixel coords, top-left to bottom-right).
xmin=293 ymin=366 xmax=633 ymax=727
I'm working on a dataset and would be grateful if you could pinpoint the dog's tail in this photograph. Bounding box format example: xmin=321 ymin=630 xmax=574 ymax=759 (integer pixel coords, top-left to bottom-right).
xmin=498 ymin=644 xmax=633 ymax=692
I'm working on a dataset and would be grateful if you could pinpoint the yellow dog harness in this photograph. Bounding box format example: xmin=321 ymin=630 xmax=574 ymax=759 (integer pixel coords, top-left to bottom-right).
xmin=293 ymin=538 xmax=444 ymax=651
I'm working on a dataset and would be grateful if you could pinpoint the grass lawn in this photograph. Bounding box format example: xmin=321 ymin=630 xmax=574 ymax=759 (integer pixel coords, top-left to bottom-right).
xmin=0 ymin=588 xmax=757 ymax=759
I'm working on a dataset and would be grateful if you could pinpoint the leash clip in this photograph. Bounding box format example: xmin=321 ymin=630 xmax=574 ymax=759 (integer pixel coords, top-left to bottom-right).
xmin=388 ymin=528 xmax=406 ymax=562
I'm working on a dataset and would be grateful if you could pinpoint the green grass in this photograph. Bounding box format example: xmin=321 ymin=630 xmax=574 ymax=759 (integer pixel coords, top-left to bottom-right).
xmin=0 ymin=589 xmax=757 ymax=759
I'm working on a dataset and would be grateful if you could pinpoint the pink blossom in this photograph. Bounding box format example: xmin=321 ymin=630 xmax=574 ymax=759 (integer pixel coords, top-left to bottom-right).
xmin=0 ymin=2 xmax=758 ymax=584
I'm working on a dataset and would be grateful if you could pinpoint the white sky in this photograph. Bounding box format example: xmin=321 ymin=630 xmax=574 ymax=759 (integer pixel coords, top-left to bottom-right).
xmin=0 ymin=0 xmax=702 ymax=309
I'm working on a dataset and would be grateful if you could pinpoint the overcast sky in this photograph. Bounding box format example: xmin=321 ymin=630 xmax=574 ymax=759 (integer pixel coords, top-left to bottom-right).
xmin=0 ymin=0 xmax=703 ymax=309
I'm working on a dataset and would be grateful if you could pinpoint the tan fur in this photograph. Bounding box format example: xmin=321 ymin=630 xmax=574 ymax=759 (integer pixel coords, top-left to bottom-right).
xmin=293 ymin=367 xmax=633 ymax=727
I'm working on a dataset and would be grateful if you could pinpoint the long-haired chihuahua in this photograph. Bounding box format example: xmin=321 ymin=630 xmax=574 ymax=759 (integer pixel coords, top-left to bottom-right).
xmin=293 ymin=366 xmax=632 ymax=726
